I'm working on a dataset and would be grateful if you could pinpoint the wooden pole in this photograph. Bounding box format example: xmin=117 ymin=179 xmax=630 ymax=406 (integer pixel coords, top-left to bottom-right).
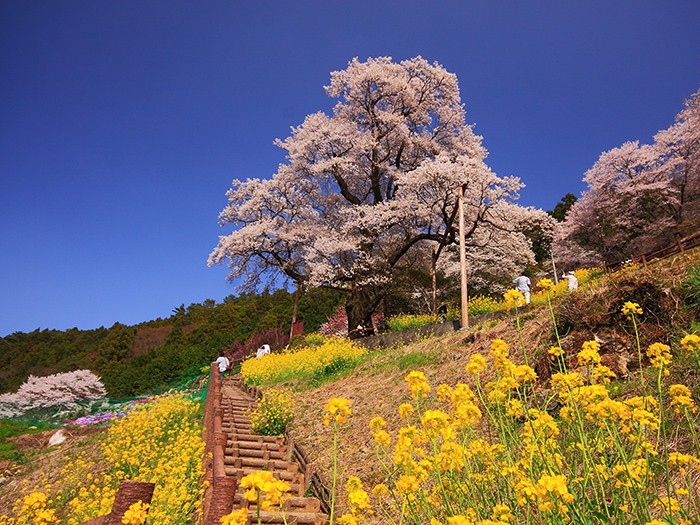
xmin=458 ymin=185 xmax=469 ymax=330
xmin=431 ymin=244 xmax=437 ymax=315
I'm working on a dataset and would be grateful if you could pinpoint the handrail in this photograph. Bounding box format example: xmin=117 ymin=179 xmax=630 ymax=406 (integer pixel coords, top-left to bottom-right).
xmin=604 ymin=231 xmax=700 ymax=273
xmin=201 ymin=363 xmax=238 ymax=525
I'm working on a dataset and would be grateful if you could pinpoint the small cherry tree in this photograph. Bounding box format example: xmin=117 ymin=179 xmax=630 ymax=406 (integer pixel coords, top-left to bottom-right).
xmin=0 ymin=370 xmax=107 ymax=418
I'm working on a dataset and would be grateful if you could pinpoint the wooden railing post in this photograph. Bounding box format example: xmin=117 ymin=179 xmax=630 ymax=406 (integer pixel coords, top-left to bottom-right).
xmin=104 ymin=480 xmax=155 ymax=525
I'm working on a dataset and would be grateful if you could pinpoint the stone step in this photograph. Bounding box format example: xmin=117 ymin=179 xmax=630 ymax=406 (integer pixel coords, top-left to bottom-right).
xmin=230 ymin=432 xmax=285 ymax=444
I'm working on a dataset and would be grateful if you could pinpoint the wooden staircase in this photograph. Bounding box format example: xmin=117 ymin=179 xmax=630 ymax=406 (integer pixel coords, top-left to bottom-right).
xmin=220 ymin=379 xmax=328 ymax=524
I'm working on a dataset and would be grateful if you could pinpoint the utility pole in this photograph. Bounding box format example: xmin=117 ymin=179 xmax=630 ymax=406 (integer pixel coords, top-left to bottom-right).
xmin=551 ymin=248 xmax=559 ymax=285
xmin=458 ymin=185 xmax=469 ymax=330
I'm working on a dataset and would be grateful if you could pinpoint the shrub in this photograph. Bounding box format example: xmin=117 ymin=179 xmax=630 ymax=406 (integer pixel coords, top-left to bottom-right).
xmin=240 ymin=337 xmax=366 ymax=387
xmin=467 ymin=295 xmax=504 ymax=316
xmin=0 ymin=393 xmax=204 ymax=525
xmin=249 ymin=388 xmax=295 ymax=436
xmin=386 ymin=313 xmax=437 ymax=332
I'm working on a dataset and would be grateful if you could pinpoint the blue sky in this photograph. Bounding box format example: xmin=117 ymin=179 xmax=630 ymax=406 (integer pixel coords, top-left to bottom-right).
xmin=1 ymin=1 xmax=699 ymax=336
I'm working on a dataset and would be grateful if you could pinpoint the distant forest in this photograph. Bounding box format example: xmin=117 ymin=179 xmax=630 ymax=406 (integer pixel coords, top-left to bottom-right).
xmin=0 ymin=288 xmax=343 ymax=398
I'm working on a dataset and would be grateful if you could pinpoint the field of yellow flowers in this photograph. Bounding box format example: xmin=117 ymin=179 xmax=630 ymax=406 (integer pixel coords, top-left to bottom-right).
xmin=279 ymin=261 xmax=700 ymax=525
xmin=241 ymin=336 xmax=366 ymax=386
xmin=0 ymin=393 xmax=204 ymax=525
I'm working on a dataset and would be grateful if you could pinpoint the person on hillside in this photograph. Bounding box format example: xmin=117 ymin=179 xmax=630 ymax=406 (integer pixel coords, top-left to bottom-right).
xmin=513 ymin=274 xmax=532 ymax=305
xmin=562 ymin=271 xmax=579 ymax=291
xmin=214 ymin=351 xmax=230 ymax=383
xmin=256 ymin=343 xmax=271 ymax=359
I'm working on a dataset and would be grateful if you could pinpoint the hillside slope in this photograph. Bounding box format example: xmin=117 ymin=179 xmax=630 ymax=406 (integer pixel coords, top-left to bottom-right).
xmin=286 ymin=251 xmax=700 ymax=515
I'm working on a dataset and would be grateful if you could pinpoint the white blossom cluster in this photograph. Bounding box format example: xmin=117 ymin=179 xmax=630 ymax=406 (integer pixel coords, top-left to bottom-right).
xmin=0 ymin=370 xmax=107 ymax=418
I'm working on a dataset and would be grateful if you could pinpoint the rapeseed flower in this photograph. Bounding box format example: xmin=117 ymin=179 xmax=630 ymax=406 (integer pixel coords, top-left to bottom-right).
xmin=465 ymin=354 xmax=487 ymax=375
xmin=503 ymin=290 xmax=525 ymax=310
xmin=669 ymin=384 xmax=697 ymax=414
xmin=537 ymin=278 xmax=555 ymax=292
xmin=220 ymin=508 xmax=248 ymax=525
xmin=405 ymin=371 xmax=431 ymax=400
xmin=577 ymin=340 xmax=601 ymax=366
xmin=622 ymin=301 xmax=643 ymax=317
xmin=680 ymin=334 xmax=700 ymax=355
xmin=121 ymin=501 xmax=149 ymax=525
xmin=324 ymin=397 xmax=352 ymax=426
xmin=647 ymin=343 xmax=672 ymax=369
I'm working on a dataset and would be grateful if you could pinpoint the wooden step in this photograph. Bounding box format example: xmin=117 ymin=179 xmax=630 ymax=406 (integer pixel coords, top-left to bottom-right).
xmin=226 ymin=446 xmax=287 ymax=461
xmin=224 ymin=456 xmax=299 ymax=472
xmin=234 ymin=495 xmax=321 ymax=513
xmin=252 ymin=510 xmax=328 ymax=525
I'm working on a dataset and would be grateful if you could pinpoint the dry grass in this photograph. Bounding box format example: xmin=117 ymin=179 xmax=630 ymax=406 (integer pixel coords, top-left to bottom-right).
xmin=0 ymin=425 xmax=105 ymax=514
xmin=288 ymin=314 xmax=550 ymax=495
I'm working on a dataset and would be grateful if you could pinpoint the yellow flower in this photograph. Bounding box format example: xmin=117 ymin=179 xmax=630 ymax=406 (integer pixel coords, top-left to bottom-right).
xmin=220 ymin=508 xmax=249 ymax=525
xmin=369 ymin=416 xmax=386 ymax=432
xmin=398 ymin=403 xmax=415 ymax=419
xmin=466 ymin=354 xmax=487 ymax=375
xmin=324 ymin=397 xmax=352 ymax=426
xmin=646 ymin=343 xmax=672 ymax=369
xmin=372 ymin=484 xmax=389 ymax=499
xmin=121 ymin=501 xmax=149 ymax=525
xmin=537 ymin=278 xmax=555 ymax=292
xmin=491 ymin=504 xmax=515 ymax=523
xmin=669 ymin=384 xmax=697 ymax=415
xmin=680 ymin=334 xmax=700 ymax=355
xmin=591 ymin=365 xmax=616 ymax=384
xmin=405 ymin=371 xmax=431 ymax=400
xmin=239 ymin=470 xmax=290 ymax=509
xmin=490 ymin=339 xmax=509 ymax=360
xmin=395 ymin=475 xmax=420 ymax=494
xmin=548 ymin=346 xmax=564 ymax=360
xmin=503 ymin=289 xmax=525 ymax=310
xmin=577 ymin=340 xmax=601 ymax=366
xmin=622 ymin=301 xmax=643 ymax=317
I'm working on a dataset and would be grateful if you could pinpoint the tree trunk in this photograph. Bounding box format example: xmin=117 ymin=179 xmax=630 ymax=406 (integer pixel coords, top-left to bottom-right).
xmin=345 ymin=286 xmax=383 ymax=339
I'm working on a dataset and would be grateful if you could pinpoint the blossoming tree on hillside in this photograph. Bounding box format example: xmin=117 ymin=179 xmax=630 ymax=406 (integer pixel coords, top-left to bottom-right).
xmin=555 ymin=88 xmax=700 ymax=266
xmin=210 ymin=56 xmax=543 ymax=334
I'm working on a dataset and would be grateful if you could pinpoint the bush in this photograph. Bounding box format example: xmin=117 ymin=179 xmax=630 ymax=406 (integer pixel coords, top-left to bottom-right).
xmin=467 ymin=296 xmax=504 ymax=316
xmin=240 ymin=337 xmax=366 ymax=387
xmin=249 ymin=388 xmax=295 ymax=436
xmin=386 ymin=313 xmax=437 ymax=332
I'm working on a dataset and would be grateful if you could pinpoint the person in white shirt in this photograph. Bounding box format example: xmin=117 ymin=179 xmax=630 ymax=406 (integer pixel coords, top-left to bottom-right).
xmin=562 ymin=271 xmax=579 ymax=291
xmin=256 ymin=343 xmax=271 ymax=359
xmin=512 ymin=275 xmax=532 ymax=304
xmin=215 ymin=351 xmax=230 ymax=383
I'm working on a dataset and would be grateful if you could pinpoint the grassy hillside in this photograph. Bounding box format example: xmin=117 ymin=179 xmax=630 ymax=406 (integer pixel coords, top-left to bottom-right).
xmin=278 ymin=251 xmax=700 ymax=524
xmin=0 ymin=287 xmax=344 ymax=397
xmin=1 ymin=250 xmax=699 ymax=523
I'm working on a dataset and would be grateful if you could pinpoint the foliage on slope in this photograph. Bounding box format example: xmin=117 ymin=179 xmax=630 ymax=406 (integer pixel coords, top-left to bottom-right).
xmin=268 ymin=251 xmax=700 ymax=524
xmin=0 ymin=287 xmax=343 ymax=398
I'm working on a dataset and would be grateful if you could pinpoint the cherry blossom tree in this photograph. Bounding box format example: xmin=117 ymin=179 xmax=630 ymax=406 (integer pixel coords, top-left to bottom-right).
xmin=556 ymin=87 xmax=700 ymax=265
xmin=0 ymin=370 xmax=107 ymax=418
xmin=210 ymin=57 xmax=541 ymax=334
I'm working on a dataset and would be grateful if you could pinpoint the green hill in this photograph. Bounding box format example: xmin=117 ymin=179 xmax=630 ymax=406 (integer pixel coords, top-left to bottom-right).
xmin=0 ymin=288 xmax=344 ymax=398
